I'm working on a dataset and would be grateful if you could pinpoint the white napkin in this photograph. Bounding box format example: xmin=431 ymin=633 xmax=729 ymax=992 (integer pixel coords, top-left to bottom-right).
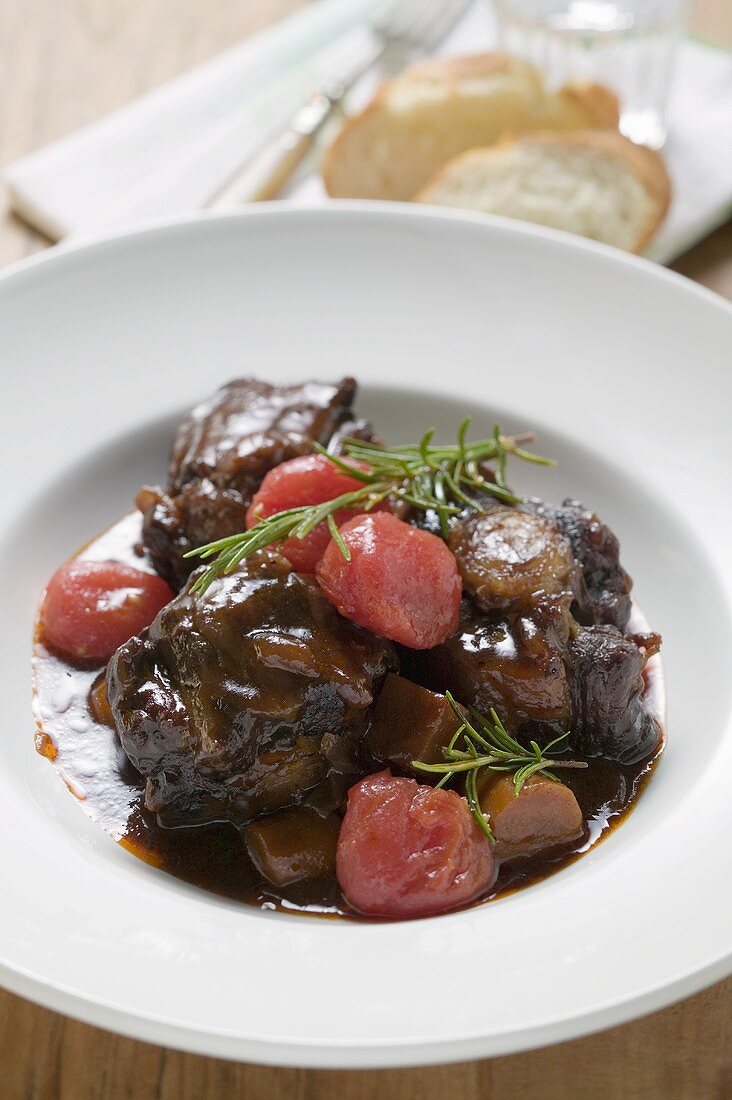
xmin=5 ymin=0 xmax=732 ymax=263
xmin=4 ymin=0 xmax=377 ymax=240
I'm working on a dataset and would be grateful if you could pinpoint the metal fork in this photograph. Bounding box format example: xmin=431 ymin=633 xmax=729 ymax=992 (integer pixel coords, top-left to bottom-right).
xmin=207 ymin=0 xmax=472 ymax=208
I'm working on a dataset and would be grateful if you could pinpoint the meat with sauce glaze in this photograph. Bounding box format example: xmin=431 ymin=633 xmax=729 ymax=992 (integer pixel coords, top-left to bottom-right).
xmin=141 ymin=377 xmax=372 ymax=588
xmin=410 ymin=594 xmax=573 ymax=733
xmin=106 ymin=551 xmax=396 ymax=828
xmin=414 ymin=498 xmax=659 ymax=762
xmin=529 ymin=498 xmax=633 ymax=629
xmin=567 ymin=625 xmax=661 ymax=763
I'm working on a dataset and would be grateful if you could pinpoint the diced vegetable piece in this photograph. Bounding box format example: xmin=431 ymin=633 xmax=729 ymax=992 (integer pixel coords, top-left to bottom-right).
xmin=89 ymin=676 xmax=115 ymax=728
xmin=337 ymin=770 xmax=495 ymax=918
xmin=367 ymin=673 xmax=462 ymax=772
xmin=42 ymin=560 xmax=174 ymax=665
xmin=278 ymin=527 xmax=332 ymax=574
xmin=478 ymin=773 xmax=584 ymax=862
xmin=449 ymin=507 xmax=576 ymax=612
xmin=244 ymin=807 xmax=341 ymax=887
xmin=247 ymin=453 xmax=370 ymax=519
xmin=316 ymin=513 xmax=461 ymax=649
xmin=246 ymin=453 xmax=376 ymax=572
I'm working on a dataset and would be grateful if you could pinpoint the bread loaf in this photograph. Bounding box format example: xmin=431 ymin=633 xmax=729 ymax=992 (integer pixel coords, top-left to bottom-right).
xmin=323 ymin=53 xmax=619 ymax=201
xmin=416 ymin=130 xmax=671 ymax=253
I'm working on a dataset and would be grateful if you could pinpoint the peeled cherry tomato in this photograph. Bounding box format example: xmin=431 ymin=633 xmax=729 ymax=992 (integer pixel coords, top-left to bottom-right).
xmin=246 ymin=453 xmax=377 ymax=573
xmin=316 ymin=512 xmax=461 ymax=649
xmin=42 ymin=560 xmax=174 ymax=665
xmin=337 ymin=771 xmax=495 ymax=919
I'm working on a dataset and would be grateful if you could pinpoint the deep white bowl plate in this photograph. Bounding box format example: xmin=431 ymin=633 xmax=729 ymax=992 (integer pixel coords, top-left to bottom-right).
xmin=1 ymin=205 xmax=730 ymax=1066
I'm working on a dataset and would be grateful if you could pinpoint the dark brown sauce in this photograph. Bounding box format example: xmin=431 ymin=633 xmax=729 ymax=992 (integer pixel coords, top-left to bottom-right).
xmin=33 ymin=512 xmax=664 ymax=919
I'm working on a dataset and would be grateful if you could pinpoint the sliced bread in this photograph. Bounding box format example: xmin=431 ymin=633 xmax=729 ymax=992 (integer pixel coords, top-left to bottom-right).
xmin=322 ymin=53 xmax=619 ymax=201
xmin=415 ymin=131 xmax=671 ymax=253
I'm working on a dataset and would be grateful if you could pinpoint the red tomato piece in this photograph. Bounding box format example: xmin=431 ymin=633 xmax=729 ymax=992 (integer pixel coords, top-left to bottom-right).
xmin=42 ymin=560 xmax=174 ymax=665
xmin=247 ymin=453 xmax=378 ymax=573
xmin=272 ymin=524 xmax=336 ymax=575
xmin=247 ymin=453 xmax=370 ymax=521
xmin=337 ymin=771 xmax=495 ymax=919
xmin=316 ymin=512 xmax=461 ymax=649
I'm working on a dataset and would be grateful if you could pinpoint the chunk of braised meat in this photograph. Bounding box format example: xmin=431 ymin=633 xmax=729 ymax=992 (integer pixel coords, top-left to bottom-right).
xmin=168 ymin=377 xmax=366 ymax=496
xmin=530 ymin=499 xmax=632 ymax=629
xmin=409 ymin=595 xmax=572 ymax=732
xmin=567 ymin=626 xmax=661 ymax=763
xmin=106 ymin=552 xmax=396 ymax=828
xmin=139 ymin=481 xmax=250 ymax=591
xmin=449 ymin=506 xmax=577 ymax=613
xmin=325 ymin=415 xmax=376 ymax=455
xmin=141 ymin=377 xmax=372 ymax=587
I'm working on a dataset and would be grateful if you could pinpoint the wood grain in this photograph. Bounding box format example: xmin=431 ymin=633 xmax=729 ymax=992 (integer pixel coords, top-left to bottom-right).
xmin=0 ymin=2 xmax=730 ymax=1098
xmin=0 ymin=978 xmax=730 ymax=1100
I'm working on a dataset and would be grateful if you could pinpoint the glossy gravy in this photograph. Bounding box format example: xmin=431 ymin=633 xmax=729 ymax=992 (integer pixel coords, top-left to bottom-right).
xmin=33 ymin=512 xmax=664 ymax=918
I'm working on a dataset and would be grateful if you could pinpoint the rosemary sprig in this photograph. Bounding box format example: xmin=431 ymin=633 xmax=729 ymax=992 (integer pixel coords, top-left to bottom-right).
xmin=185 ymin=419 xmax=553 ymax=595
xmin=412 ymin=694 xmax=587 ymax=842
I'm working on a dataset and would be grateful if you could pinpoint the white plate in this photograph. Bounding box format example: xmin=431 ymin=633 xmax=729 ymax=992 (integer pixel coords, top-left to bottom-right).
xmin=1 ymin=205 xmax=731 ymax=1067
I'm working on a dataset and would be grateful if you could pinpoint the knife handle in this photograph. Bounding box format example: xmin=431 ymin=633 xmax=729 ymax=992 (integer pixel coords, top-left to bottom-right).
xmin=207 ymin=91 xmax=335 ymax=207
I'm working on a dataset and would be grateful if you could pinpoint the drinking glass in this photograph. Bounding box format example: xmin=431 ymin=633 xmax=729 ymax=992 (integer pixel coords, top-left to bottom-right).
xmin=492 ymin=0 xmax=690 ymax=147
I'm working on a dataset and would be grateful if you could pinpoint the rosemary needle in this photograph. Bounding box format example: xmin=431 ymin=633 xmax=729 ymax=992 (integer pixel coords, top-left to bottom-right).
xmin=412 ymin=695 xmax=587 ymax=841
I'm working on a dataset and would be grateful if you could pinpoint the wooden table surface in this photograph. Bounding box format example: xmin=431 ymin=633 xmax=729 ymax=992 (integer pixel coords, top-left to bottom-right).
xmin=0 ymin=2 xmax=730 ymax=1097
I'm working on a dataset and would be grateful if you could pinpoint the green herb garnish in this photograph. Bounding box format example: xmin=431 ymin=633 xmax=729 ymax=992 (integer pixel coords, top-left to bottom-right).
xmin=185 ymin=419 xmax=553 ymax=596
xmin=412 ymin=694 xmax=587 ymax=842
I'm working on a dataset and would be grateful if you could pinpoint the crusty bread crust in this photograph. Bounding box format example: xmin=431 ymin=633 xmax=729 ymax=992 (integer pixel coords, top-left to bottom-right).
xmin=322 ymin=52 xmax=619 ymax=201
xmin=400 ymin=52 xmax=522 ymax=84
xmin=514 ymin=130 xmax=670 ymax=251
xmin=558 ymin=81 xmax=620 ymax=130
xmin=415 ymin=130 xmax=671 ymax=253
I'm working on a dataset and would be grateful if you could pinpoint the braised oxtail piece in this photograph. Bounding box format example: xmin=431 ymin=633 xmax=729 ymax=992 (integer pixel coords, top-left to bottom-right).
xmin=409 ymin=594 xmax=573 ymax=733
xmin=106 ymin=551 xmax=396 ymax=828
xmin=567 ymin=625 xmax=662 ymax=763
xmin=141 ymin=377 xmax=372 ymax=588
xmin=530 ymin=498 xmax=633 ymax=629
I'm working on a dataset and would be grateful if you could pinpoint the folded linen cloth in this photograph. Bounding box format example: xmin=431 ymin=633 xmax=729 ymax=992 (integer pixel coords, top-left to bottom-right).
xmin=5 ymin=0 xmax=732 ymax=264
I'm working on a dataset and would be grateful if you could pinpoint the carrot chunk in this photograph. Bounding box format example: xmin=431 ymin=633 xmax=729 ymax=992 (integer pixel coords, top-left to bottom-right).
xmin=478 ymin=773 xmax=584 ymax=861
xmin=316 ymin=512 xmax=461 ymax=649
